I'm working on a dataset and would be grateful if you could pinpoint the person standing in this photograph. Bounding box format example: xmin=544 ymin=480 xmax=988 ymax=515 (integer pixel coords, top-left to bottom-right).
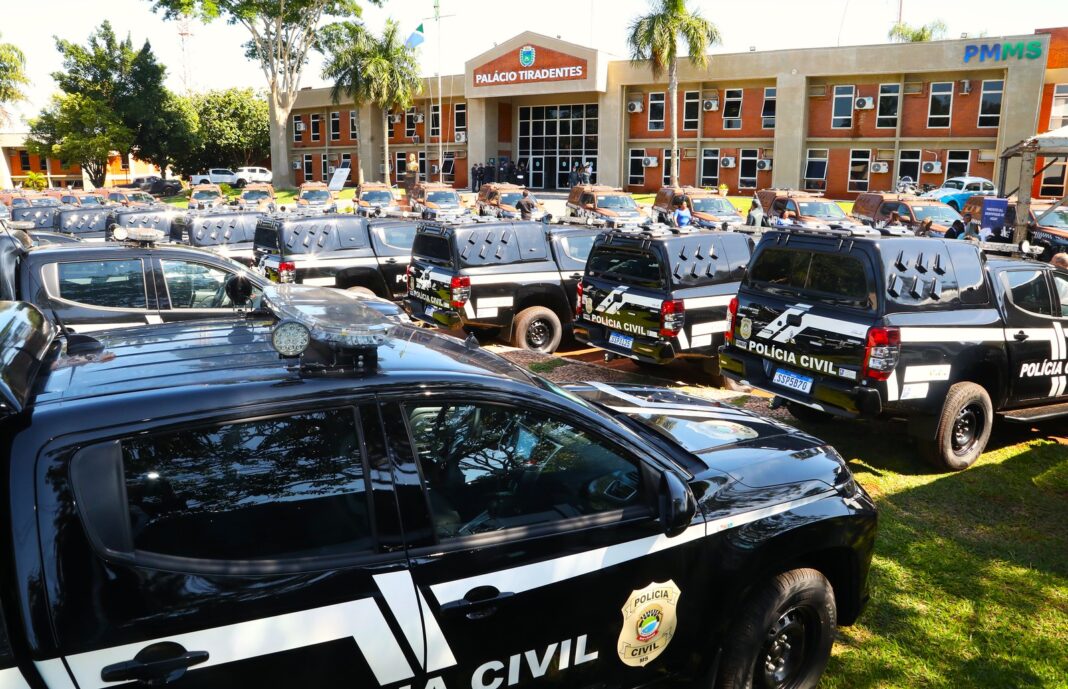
xmin=673 ymin=199 xmax=692 ymax=227
xmin=472 ymin=163 xmax=481 ymax=192
xmin=746 ymin=199 xmax=763 ymax=226
xmin=516 ymin=190 xmax=537 ymax=220
xmin=568 ymin=163 xmax=580 ymax=188
xmin=582 ymin=162 xmax=592 ymax=185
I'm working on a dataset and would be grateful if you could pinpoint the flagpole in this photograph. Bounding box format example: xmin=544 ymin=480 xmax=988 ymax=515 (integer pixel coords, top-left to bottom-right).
xmin=436 ymin=0 xmax=444 ymax=183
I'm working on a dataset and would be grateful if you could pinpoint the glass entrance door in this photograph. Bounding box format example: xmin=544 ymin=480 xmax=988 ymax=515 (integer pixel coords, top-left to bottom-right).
xmin=518 ymin=104 xmax=599 ymax=189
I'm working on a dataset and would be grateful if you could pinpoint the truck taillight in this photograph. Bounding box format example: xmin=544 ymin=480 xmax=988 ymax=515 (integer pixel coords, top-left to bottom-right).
xmin=405 ymin=264 xmax=413 ymax=288
xmin=450 ymin=275 xmax=471 ymax=308
xmin=659 ymin=299 xmax=685 ymax=338
xmin=278 ymin=260 xmax=296 ymax=283
xmin=576 ymin=281 xmax=584 ymax=318
xmin=862 ymin=326 xmax=900 ymax=381
xmin=725 ymin=297 xmax=739 ymax=345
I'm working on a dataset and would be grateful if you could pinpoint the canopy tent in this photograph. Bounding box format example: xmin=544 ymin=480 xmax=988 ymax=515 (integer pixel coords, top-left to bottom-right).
xmin=999 ymin=124 xmax=1068 ymax=242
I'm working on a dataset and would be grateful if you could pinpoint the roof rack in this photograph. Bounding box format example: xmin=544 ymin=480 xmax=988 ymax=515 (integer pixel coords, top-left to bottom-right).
xmin=975 ymin=239 xmax=1044 ymax=258
xmin=607 ymin=222 xmax=704 ymax=238
xmin=761 ymin=188 xmax=825 ymax=199
xmin=772 ymin=224 xmax=881 ymax=239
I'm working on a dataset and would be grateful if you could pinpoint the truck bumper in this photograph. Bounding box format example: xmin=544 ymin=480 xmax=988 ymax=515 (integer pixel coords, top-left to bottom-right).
xmin=404 ymin=298 xmax=464 ymax=329
xmin=574 ymin=321 xmax=683 ymax=364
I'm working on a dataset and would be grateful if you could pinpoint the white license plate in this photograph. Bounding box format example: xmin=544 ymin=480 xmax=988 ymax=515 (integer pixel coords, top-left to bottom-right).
xmin=608 ymin=331 xmax=634 ymax=349
xmin=772 ymin=368 xmax=813 ymax=394
xmin=424 ymin=305 xmax=436 ymax=317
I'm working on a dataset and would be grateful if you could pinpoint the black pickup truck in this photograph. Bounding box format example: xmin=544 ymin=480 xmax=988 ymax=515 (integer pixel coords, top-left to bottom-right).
xmin=574 ymin=226 xmax=753 ymax=371
xmin=404 ymin=219 xmax=602 ymax=351
xmin=720 ymin=227 xmax=1068 ymax=470
xmin=172 ymin=209 xmax=265 ymax=267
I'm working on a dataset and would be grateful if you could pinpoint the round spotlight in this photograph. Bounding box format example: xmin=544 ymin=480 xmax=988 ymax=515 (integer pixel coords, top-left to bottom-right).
xmin=271 ymin=319 xmax=311 ymax=357
xmin=112 ymin=226 xmax=128 ymax=241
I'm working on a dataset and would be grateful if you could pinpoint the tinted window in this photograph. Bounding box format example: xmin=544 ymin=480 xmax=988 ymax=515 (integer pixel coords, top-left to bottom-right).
xmin=123 ymin=409 xmax=372 ymax=560
xmin=587 ymin=246 xmax=666 ymax=289
xmin=412 ymin=233 xmax=453 ymax=263
xmin=161 ymin=260 xmax=249 ymax=309
xmin=559 ymin=234 xmax=596 ymax=262
xmin=374 ymin=224 xmax=417 ymax=251
xmin=57 ymin=260 xmax=147 ymax=309
xmin=749 ymin=248 xmax=872 ymax=307
xmin=405 ymin=403 xmax=643 ymax=539
xmin=1004 ymin=270 xmax=1053 ymax=316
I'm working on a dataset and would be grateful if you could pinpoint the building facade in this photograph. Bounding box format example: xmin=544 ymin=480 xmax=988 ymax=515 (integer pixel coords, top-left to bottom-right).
xmin=289 ymin=27 xmax=1066 ymax=199
xmin=1 ymin=131 xmax=161 ymax=189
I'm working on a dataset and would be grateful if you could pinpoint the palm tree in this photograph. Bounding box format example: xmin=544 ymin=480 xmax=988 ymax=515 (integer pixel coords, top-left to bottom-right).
xmin=628 ymin=0 xmax=720 ymax=188
xmin=0 ymin=32 xmax=29 ymax=126
xmin=321 ymin=19 xmax=422 ymax=185
xmin=888 ymin=20 xmax=948 ymax=42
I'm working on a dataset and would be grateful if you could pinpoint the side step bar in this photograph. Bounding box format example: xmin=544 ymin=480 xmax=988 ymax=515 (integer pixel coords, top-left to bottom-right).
xmin=1001 ymin=401 xmax=1068 ymax=422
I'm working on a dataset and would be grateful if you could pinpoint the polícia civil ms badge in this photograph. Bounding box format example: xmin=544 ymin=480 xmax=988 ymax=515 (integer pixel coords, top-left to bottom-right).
xmin=519 ymin=45 xmax=536 ymax=67
xmin=617 ymin=580 xmax=681 ymax=667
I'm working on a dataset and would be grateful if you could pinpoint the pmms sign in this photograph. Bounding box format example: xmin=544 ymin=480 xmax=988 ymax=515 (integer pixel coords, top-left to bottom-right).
xmin=964 ymin=41 xmax=1043 ymax=63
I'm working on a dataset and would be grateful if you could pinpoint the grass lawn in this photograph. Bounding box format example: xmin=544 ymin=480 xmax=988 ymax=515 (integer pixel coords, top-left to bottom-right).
xmin=762 ymin=410 xmax=1068 ymax=688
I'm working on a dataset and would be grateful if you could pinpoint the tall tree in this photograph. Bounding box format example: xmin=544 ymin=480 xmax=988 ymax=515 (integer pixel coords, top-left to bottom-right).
xmin=28 ymin=94 xmax=133 ymax=187
xmin=628 ymin=0 xmax=720 ymax=188
xmin=171 ymin=88 xmax=270 ymax=176
xmin=320 ymin=19 xmax=421 ymax=185
xmin=888 ymin=20 xmax=948 ymax=42
xmin=137 ymin=91 xmax=200 ymax=175
xmin=148 ymin=0 xmax=380 ymax=188
xmin=0 ymin=32 xmax=29 ymax=126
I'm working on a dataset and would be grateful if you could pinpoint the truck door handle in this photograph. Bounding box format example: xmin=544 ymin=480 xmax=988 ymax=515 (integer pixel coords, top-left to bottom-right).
xmin=101 ymin=642 xmax=209 ymax=684
xmin=1014 ymin=330 xmax=1029 ymax=341
xmin=785 ymin=313 xmax=803 ymax=327
xmin=440 ymin=585 xmax=515 ymax=620
xmin=385 ymin=257 xmax=398 ymax=264
xmin=569 ymin=272 xmax=583 ymax=279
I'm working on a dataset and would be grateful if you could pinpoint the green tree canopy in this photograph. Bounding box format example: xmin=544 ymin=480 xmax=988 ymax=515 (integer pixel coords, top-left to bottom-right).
xmin=0 ymin=32 xmax=29 ymax=125
xmin=888 ymin=20 xmax=948 ymax=42
xmin=147 ymin=0 xmax=380 ymax=187
xmin=28 ymin=93 xmax=133 ymax=187
xmin=627 ymin=0 xmax=720 ymax=187
xmin=170 ymin=88 xmax=270 ymax=176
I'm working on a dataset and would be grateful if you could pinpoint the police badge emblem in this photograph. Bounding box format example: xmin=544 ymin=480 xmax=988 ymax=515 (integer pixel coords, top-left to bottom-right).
xmin=617 ymin=580 xmax=681 ymax=667
xmin=739 ymin=316 xmax=753 ymax=340
xmin=519 ymin=45 xmax=536 ymax=68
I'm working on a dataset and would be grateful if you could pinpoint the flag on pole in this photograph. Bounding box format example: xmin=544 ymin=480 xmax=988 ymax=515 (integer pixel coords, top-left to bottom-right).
xmin=405 ymin=24 xmax=425 ymax=50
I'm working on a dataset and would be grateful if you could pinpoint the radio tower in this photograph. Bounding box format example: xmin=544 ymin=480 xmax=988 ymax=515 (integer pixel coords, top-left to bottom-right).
xmin=177 ymin=15 xmax=194 ymax=94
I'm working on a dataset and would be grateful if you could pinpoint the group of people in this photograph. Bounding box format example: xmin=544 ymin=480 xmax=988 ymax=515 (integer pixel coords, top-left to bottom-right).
xmin=567 ymin=162 xmax=594 ymax=188
xmin=471 ymin=160 xmax=531 ymax=192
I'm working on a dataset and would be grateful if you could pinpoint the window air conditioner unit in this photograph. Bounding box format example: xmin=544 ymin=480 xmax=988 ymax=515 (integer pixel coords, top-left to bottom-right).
xmin=959 ymin=80 xmax=971 ymax=95
xmin=455 ymin=131 xmax=467 ymax=143
xmin=922 ymin=161 xmax=942 ymax=174
xmin=415 ymin=113 xmax=425 ymax=123
xmin=388 ymin=113 xmax=402 ymax=124
xmin=702 ymin=98 xmax=719 ymax=112
xmin=627 ymin=101 xmax=643 ymax=114
xmin=291 ymin=161 xmax=301 ymax=170
xmin=328 ymin=166 xmax=337 ymax=173
xmin=871 ymin=162 xmax=889 ymax=173
xmin=756 ymin=159 xmax=772 ymax=171
xmin=719 ymin=156 xmax=736 ymax=168
xmin=642 ymin=156 xmax=658 ymax=168
xmin=294 ymin=121 xmax=305 ymax=132
xmin=854 ymin=97 xmax=875 ymax=110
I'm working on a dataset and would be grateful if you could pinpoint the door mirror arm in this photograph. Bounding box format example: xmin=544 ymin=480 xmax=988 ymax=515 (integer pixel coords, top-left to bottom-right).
xmin=658 ymin=470 xmax=696 ymax=537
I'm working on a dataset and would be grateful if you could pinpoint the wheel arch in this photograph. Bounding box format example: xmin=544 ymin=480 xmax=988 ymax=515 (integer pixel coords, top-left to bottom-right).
xmin=334 ymin=267 xmax=390 ymax=299
xmin=952 ymin=346 xmax=1008 ymax=408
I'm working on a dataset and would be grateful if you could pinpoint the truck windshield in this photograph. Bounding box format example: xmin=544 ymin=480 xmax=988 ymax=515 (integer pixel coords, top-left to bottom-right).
xmin=427 ymin=191 xmax=460 ymax=205
xmin=362 ymin=191 xmax=393 ymax=204
xmin=586 ymin=247 xmax=665 ymax=289
xmin=241 ymin=190 xmax=270 ymax=201
xmin=300 ymin=190 xmax=331 ymax=202
xmin=78 ymin=196 xmax=103 ymax=206
xmin=192 ymin=191 xmax=220 ymax=200
xmin=1037 ymin=207 xmax=1068 ymax=229
xmin=597 ymin=195 xmax=638 ymax=211
xmin=911 ymin=205 xmax=961 ymax=223
xmin=748 ymin=247 xmax=873 ymax=308
xmin=691 ymin=197 xmax=737 ymax=215
xmin=500 ymin=193 xmax=525 ymax=206
xmin=797 ymin=201 xmax=847 ymax=219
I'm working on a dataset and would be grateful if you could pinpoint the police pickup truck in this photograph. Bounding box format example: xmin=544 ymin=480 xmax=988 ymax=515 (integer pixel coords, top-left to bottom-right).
xmin=254 ymin=214 xmax=417 ymax=300
xmin=0 ymin=281 xmax=875 ymax=689
xmin=172 ymin=209 xmax=265 ymax=266
xmin=720 ymin=227 xmax=1068 ymax=470
xmin=405 ymin=219 xmax=601 ymax=352
xmin=574 ymin=226 xmax=753 ymax=371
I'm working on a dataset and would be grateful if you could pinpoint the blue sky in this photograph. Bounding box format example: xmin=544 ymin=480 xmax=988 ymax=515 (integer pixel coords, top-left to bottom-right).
xmin=5 ymin=0 xmax=1066 ymax=127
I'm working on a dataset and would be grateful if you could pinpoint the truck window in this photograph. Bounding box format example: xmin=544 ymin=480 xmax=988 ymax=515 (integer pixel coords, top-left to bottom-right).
xmin=587 ymin=246 xmax=666 ymax=290
xmin=254 ymin=224 xmax=280 ymax=252
xmin=374 ymin=224 xmax=417 ymax=251
xmin=748 ymin=247 xmax=873 ymax=308
xmin=1003 ymin=270 xmax=1053 ymax=316
xmin=121 ymin=408 xmax=373 ymax=560
xmin=558 ymin=235 xmax=596 ymax=262
xmin=412 ymin=233 xmax=453 ymax=264
xmin=57 ymin=260 xmax=147 ymax=309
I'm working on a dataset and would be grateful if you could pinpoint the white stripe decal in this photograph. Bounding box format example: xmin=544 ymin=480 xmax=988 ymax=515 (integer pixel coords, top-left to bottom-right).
xmin=67 ymin=322 xmax=143 ymax=333
xmin=373 ymin=571 xmax=458 ymax=673
xmin=0 ymin=667 xmax=33 ymax=689
xmin=468 ymin=271 xmax=561 ymax=285
xmin=476 ymin=308 xmax=499 ymax=318
xmin=691 ymin=334 xmax=713 ymax=348
xmin=429 ymin=491 xmax=834 ymax=606
xmin=31 ymin=661 xmax=75 ymax=689
xmin=587 ymin=381 xmax=754 ymax=416
xmin=691 ymin=320 xmax=729 ymax=336
xmin=1053 ymin=322 xmax=1066 ymax=360
xmin=145 ymin=315 xmax=163 ymax=325
xmin=683 ymin=295 xmax=733 ymax=309
xmin=900 ymin=327 xmax=1005 ymax=343
xmin=1050 ymin=375 xmax=1067 ymax=398
xmin=293 ymin=256 xmax=379 ymax=268
xmin=903 ymin=364 xmax=951 ymax=383
xmin=606 ymin=405 xmax=758 ymax=421
xmin=65 ymin=598 xmax=414 ymax=687
xmin=463 ymin=301 xmax=476 ymax=319
xmin=478 ymin=296 xmax=514 ymax=308
xmin=676 ymin=330 xmax=690 ymax=350
xmin=885 ymin=370 xmax=900 ymax=402
xmin=301 ymin=277 xmax=336 ymax=286
xmin=899 ymin=382 xmax=930 ymax=400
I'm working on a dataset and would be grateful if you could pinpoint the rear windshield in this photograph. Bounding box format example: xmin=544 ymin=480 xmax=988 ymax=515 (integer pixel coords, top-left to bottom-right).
xmin=586 ymin=246 xmax=666 ymax=289
xmin=412 ymin=233 xmax=453 ymax=264
xmin=748 ymin=247 xmax=873 ymax=308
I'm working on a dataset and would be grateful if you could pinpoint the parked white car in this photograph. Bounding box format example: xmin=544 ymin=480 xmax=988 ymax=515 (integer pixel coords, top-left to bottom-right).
xmin=235 ymin=167 xmax=272 ymax=187
xmin=190 ymin=168 xmax=238 ymax=186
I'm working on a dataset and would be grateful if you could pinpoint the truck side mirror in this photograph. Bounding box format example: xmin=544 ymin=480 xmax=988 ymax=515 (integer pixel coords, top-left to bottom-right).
xmin=658 ymin=470 xmax=696 ymax=537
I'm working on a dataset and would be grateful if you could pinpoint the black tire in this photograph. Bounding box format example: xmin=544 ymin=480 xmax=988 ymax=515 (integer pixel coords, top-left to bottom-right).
xmin=785 ymin=402 xmax=834 ymax=424
xmin=717 ymin=568 xmax=837 ymax=689
xmin=345 ymin=286 xmax=377 ymax=298
xmin=919 ymin=381 xmax=993 ymax=471
xmin=512 ymin=306 xmax=562 ymax=353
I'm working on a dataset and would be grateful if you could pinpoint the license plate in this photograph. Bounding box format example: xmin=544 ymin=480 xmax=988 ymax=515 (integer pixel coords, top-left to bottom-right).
xmin=772 ymin=368 xmax=813 ymax=394
xmin=424 ymin=304 xmax=436 ymax=317
xmin=608 ymin=331 xmax=634 ymax=349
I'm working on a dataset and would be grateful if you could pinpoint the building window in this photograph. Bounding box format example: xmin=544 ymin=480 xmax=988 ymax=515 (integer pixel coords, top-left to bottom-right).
xmin=1040 ymin=161 xmax=1066 ymax=197
xmin=946 ymin=150 xmax=970 ymax=178
xmin=761 ymin=87 xmax=776 ymax=129
xmin=648 ymin=92 xmax=665 ymax=131
xmin=723 ymin=89 xmax=742 ymax=130
xmin=700 ymin=149 xmax=719 ymax=187
xmin=322 ymin=154 xmax=329 ymax=179
xmin=877 ymin=84 xmax=900 ymax=129
xmin=662 ymin=149 xmax=673 ymax=186
xmin=455 ymin=103 xmax=467 ymax=134
xmin=832 ymin=85 xmax=854 ymax=129
xmin=739 ymin=148 xmax=758 ymax=189
xmin=303 ymin=154 xmax=313 ymax=179
xmin=430 ymin=104 xmax=441 ymax=138
xmin=310 ymin=113 xmax=321 ymax=141
xmin=977 ymin=80 xmax=1003 ymax=128
xmin=1051 ymin=85 xmax=1068 ymax=130
xmin=340 ymin=153 xmax=351 ymax=169
xmin=628 ymin=148 xmax=646 ymax=186
xmin=349 ymin=110 xmax=357 ymax=139
xmin=683 ymin=91 xmax=700 ymax=131
xmin=18 ymin=150 xmax=30 ymax=170
xmin=405 ymin=107 xmax=418 ymax=138
xmin=803 ymin=149 xmax=828 ymax=191
xmin=395 ymin=151 xmax=406 ymax=181
xmin=442 ymin=152 xmax=455 ymax=180
xmin=120 ymin=155 xmax=129 ymax=171
xmin=293 ymin=115 xmax=302 ymax=142
xmin=848 ymin=149 xmax=871 ymax=192
xmin=927 ymin=82 xmax=953 ymax=128
xmin=897 ymin=149 xmax=921 ymax=184
xmin=330 ymin=111 xmax=340 ymax=140
xmin=38 ymin=156 xmax=48 ymax=173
